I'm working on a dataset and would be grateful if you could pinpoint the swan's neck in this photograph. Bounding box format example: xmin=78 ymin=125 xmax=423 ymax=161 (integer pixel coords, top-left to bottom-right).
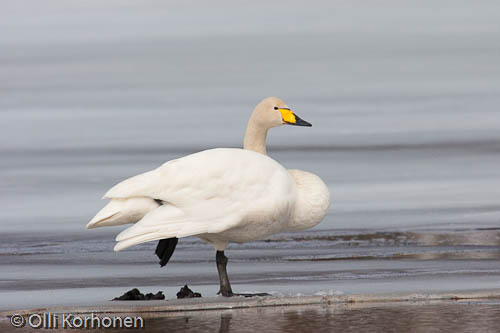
xmin=243 ymin=115 xmax=269 ymax=155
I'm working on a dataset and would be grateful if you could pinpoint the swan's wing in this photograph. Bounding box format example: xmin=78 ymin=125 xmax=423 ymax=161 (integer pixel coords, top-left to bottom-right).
xmin=103 ymin=148 xmax=291 ymax=207
xmin=108 ymin=148 xmax=295 ymax=251
xmin=113 ymin=204 xmax=242 ymax=251
xmin=103 ymin=169 xmax=161 ymax=200
xmin=104 ymin=150 xmax=230 ymax=201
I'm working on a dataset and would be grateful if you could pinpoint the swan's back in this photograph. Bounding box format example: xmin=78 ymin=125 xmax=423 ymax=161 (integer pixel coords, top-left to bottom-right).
xmin=105 ymin=148 xmax=294 ymax=210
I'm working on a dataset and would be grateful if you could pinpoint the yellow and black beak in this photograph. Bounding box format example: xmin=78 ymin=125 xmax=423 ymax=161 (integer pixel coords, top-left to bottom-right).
xmin=278 ymin=108 xmax=312 ymax=127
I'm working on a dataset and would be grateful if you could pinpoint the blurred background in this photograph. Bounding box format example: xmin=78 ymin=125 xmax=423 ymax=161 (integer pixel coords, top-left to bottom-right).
xmin=2 ymin=0 xmax=500 ymax=313
xmin=2 ymin=0 xmax=500 ymax=232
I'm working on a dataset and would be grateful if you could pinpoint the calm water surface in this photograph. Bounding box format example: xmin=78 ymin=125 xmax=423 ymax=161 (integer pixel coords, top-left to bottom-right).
xmin=137 ymin=301 xmax=500 ymax=333
xmin=4 ymin=301 xmax=498 ymax=333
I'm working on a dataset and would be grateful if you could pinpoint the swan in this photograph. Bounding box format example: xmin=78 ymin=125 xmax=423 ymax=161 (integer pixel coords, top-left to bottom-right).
xmin=87 ymin=97 xmax=330 ymax=297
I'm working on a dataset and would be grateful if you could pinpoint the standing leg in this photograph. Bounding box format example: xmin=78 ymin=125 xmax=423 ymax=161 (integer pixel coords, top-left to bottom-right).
xmin=215 ymin=250 xmax=270 ymax=297
xmin=216 ymin=250 xmax=233 ymax=297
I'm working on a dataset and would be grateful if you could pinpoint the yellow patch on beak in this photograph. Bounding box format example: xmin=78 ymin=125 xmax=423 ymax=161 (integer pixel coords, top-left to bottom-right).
xmin=279 ymin=108 xmax=296 ymax=124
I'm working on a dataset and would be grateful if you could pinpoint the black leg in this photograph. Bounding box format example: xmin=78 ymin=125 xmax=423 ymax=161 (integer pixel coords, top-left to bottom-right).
xmin=216 ymin=250 xmax=233 ymax=297
xmin=156 ymin=237 xmax=178 ymax=267
xmin=215 ymin=250 xmax=270 ymax=297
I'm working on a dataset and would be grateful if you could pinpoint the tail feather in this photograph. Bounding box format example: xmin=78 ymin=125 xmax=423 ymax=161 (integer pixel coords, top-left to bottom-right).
xmin=87 ymin=197 xmax=159 ymax=229
xmin=113 ymin=231 xmax=164 ymax=251
xmin=114 ymin=205 xmax=185 ymax=241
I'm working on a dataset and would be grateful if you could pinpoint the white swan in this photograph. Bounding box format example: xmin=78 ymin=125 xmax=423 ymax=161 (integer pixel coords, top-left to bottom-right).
xmin=87 ymin=97 xmax=330 ymax=296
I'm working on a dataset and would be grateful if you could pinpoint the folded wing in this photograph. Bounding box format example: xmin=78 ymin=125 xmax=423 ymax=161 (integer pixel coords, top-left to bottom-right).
xmin=109 ymin=148 xmax=294 ymax=251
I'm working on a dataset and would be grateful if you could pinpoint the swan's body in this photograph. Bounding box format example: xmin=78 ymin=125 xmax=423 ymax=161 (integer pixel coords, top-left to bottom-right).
xmin=87 ymin=97 xmax=331 ymax=296
xmin=89 ymin=148 xmax=329 ymax=251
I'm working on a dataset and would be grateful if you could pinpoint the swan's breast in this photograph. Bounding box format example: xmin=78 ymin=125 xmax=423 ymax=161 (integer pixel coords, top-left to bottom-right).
xmin=287 ymin=169 xmax=330 ymax=231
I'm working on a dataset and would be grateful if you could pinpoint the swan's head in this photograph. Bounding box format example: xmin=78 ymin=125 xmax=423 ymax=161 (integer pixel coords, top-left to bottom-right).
xmin=253 ymin=97 xmax=312 ymax=129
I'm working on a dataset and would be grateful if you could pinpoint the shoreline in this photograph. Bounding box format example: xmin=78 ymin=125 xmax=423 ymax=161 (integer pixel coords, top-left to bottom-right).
xmin=3 ymin=288 xmax=500 ymax=317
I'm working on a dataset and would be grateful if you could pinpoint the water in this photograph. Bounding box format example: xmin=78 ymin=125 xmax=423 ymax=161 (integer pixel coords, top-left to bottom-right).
xmin=3 ymin=301 xmax=500 ymax=332
xmin=2 ymin=228 xmax=500 ymax=311
xmin=1 ymin=1 xmax=500 ymax=330
xmin=109 ymin=301 xmax=500 ymax=333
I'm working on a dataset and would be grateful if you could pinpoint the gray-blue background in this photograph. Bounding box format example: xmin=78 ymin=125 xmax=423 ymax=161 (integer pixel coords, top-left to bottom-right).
xmin=2 ymin=1 xmax=500 ymax=232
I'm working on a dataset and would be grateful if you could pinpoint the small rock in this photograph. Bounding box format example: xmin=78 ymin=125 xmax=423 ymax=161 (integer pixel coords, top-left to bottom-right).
xmin=145 ymin=291 xmax=165 ymax=300
xmin=113 ymin=288 xmax=165 ymax=301
xmin=176 ymin=285 xmax=202 ymax=299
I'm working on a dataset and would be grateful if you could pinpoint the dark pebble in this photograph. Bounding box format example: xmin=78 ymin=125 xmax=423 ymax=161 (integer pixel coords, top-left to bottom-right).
xmin=145 ymin=291 xmax=165 ymax=300
xmin=176 ymin=285 xmax=202 ymax=299
xmin=113 ymin=288 xmax=165 ymax=301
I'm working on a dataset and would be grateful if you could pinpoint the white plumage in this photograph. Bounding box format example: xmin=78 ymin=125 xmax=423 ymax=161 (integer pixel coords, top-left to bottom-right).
xmin=88 ymin=147 xmax=329 ymax=251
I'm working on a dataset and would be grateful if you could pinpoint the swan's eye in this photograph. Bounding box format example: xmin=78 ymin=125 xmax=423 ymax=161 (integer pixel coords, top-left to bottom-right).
xmin=274 ymin=107 xmax=278 ymax=110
